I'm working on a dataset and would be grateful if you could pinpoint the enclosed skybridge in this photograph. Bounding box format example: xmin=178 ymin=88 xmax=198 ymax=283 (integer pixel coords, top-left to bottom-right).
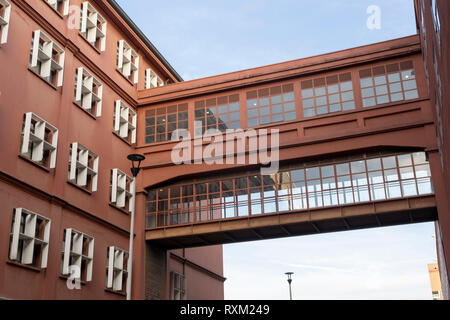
xmin=145 ymin=151 xmax=437 ymax=249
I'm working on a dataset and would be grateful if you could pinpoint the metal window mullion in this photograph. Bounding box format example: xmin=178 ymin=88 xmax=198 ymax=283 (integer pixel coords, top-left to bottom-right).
xmin=77 ymin=149 xmax=88 ymax=186
xmin=117 ymin=172 xmax=126 ymax=208
xmin=31 ymin=120 xmax=45 ymax=163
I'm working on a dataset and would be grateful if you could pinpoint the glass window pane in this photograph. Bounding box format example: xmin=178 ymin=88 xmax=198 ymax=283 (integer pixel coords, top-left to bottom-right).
xmin=390 ymin=92 xmax=404 ymax=102
xmin=272 ymin=104 xmax=283 ymax=114
xmin=375 ymin=85 xmax=388 ymax=95
xmin=401 ymin=70 xmax=415 ymax=80
xmin=328 ymin=84 xmax=339 ymax=94
xmin=303 ymin=108 xmax=315 ymax=118
xmin=316 ymin=96 xmax=327 ymax=106
xmin=376 ymin=95 xmax=389 ymax=104
xmin=302 ymin=98 xmax=314 ymax=108
xmin=330 ymin=104 xmax=341 ymax=113
xmin=336 ymin=163 xmax=350 ymax=175
xmin=374 ymin=76 xmax=386 ymax=85
xmin=397 ymin=154 xmax=412 ymax=167
xmin=283 ymin=92 xmax=295 ymax=101
xmin=285 ymin=102 xmax=296 ymax=112
xmin=301 ymin=89 xmax=314 ymax=99
xmin=363 ymin=97 xmax=376 ymax=107
xmin=404 ymin=90 xmax=419 ymax=100
xmin=388 ymin=73 xmax=401 ymax=83
xmin=360 ymin=78 xmax=373 ymax=88
xmin=291 ymin=169 xmax=305 ymax=181
xmin=285 ymin=112 xmax=296 ymax=121
xmin=321 ymin=165 xmax=334 ymax=178
xmin=329 ymin=94 xmax=340 ymax=104
xmin=382 ymin=156 xmax=397 ymax=169
xmin=315 ymin=87 xmax=326 ymax=96
xmin=351 ymin=160 xmax=366 ymax=173
xmin=247 ymin=99 xmax=258 ymax=108
xmin=403 ymin=80 xmax=417 ymax=90
xmin=342 ymin=101 xmax=355 ymax=111
xmin=389 ymin=82 xmax=402 ymax=93
xmin=340 ymin=81 xmax=353 ymax=91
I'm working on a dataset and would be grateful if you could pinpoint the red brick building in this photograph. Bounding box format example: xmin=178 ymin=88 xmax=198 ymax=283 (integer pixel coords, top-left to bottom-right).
xmin=0 ymin=0 xmax=448 ymax=300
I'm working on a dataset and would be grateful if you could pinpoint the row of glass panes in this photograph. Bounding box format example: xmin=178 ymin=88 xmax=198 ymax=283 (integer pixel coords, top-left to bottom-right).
xmin=145 ymin=152 xmax=433 ymax=228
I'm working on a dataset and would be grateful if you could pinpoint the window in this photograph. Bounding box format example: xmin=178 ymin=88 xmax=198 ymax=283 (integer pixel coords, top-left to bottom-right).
xmin=106 ymin=246 xmax=128 ymax=292
xmin=171 ymin=272 xmax=186 ymax=300
xmin=9 ymin=208 xmax=51 ymax=269
xmin=301 ymin=72 xmax=355 ymax=117
xmin=246 ymin=84 xmax=296 ymax=127
xmin=146 ymin=152 xmax=433 ymax=228
xmin=117 ymin=40 xmax=139 ymax=84
xmin=68 ymin=142 xmax=98 ymax=192
xmin=74 ymin=67 xmax=103 ymax=117
xmin=145 ymin=103 xmax=188 ymax=144
xmin=80 ymin=1 xmax=106 ymax=52
xmin=29 ymin=30 xmax=65 ymax=87
xmin=0 ymin=0 xmax=11 ymax=44
xmin=61 ymin=228 xmax=94 ymax=282
xmin=45 ymin=0 xmax=69 ymax=16
xmin=20 ymin=112 xmax=58 ymax=169
xmin=110 ymin=169 xmax=134 ymax=212
xmin=113 ymin=100 xmax=137 ymax=144
xmin=195 ymin=94 xmax=240 ymax=135
xmin=360 ymin=61 xmax=419 ymax=107
xmin=145 ymin=68 xmax=164 ymax=89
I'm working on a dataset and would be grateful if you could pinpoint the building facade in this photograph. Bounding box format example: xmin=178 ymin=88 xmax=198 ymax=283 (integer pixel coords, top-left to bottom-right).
xmin=0 ymin=0 xmax=448 ymax=300
xmin=0 ymin=0 xmax=224 ymax=300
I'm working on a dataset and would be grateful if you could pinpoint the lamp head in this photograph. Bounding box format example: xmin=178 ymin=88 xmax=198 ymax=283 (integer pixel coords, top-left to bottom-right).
xmin=127 ymin=154 xmax=146 ymax=177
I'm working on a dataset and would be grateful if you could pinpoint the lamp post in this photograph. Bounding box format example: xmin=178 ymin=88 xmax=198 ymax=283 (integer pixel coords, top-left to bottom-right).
xmin=126 ymin=154 xmax=145 ymax=300
xmin=285 ymin=272 xmax=294 ymax=300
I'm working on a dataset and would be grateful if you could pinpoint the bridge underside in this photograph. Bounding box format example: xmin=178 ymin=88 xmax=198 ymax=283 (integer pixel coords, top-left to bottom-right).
xmin=146 ymin=195 xmax=437 ymax=249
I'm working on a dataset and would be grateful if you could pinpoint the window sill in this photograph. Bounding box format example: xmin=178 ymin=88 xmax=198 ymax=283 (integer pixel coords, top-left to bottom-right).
xmin=67 ymin=180 xmax=93 ymax=195
xmin=116 ymin=68 xmax=137 ymax=87
xmin=79 ymin=32 xmax=103 ymax=54
xmin=112 ymin=131 xmax=133 ymax=146
xmin=109 ymin=203 xmax=130 ymax=215
xmin=59 ymin=274 xmax=88 ymax=286
xmin=105 ymin=288 xmax=127 ymax=297
xmin=7 ymin=260 xmax=42 ymax=273
xmin=28 ymin=67 xmax=59 ymax=91
xmin=18 ymin=154 xmax=52 ymax=172
xmin=73 ymin=102 xmax=98 ymax=120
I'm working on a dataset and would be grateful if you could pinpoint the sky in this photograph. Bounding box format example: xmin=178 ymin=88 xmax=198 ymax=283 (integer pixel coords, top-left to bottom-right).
xmin=115 ymin=0 xmax=437 ymax=299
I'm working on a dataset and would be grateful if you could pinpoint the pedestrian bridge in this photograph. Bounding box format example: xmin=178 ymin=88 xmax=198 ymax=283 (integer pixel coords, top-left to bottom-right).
xmin=145 ymin=151 xmax=437 ymax=249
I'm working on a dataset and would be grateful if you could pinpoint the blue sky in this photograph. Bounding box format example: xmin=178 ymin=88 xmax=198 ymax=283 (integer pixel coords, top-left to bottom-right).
xmin=116 ymin=0 xmax=437 ymax=299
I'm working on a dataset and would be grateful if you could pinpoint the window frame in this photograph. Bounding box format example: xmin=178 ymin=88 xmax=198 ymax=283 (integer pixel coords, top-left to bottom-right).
xmin=80 ymin=1 xmax=107 ymax=52
xmin=20 ymin=112 xmax=59 ymax=169
xmin=145 ymin=68 xmax=164 ymax=89
xmin=110 ymin=168 xmax=134 ymax=212
xmin=171 ymin=272 xmax=186 ymax=300
xmin=106 ymin=246 xmax=128 ymax=292
xmin=74 ymin=67 xmax=103 ymax=117
xmin=9 ymin=208 xmax=51 ymax=269
xmin=117 ymin=40 xmax=139 ymax=84
xmin=0 ymin=0 xmax=11 ymax=44
xmin=61 ymin=228 xmax=94 ymax=282
xmin=145 ymin=104 xmax=189 ymax=144
xmin=29 ymin=30 xmax=65 ymax=87
xmin=114 ymin=100 xmax=137 ymax=144
xmin=68 ymin=142 xmax=99 ymax=192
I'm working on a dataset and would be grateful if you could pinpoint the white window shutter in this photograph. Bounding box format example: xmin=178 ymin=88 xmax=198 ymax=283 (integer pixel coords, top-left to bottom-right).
xmin=107 ymin=246 xmax=115 ymax=288
xmin=91 ymin=156 xmax=99 ymax=192
xmin=9 ymin=208 xmax=22 ymax=261
xmin=30 ymin=31 xmax=41 ymax=68
xmin=80 ymin=2 xmax=88 ymax=34
xmin=62 ymin=228 xmax=72 ymax=275
xmin=69 ymin=143 xmax=78 ymax=181
xmin=49 ymin=128 xmax=58 ymax=169
xmin=22 ymin=214 xmax=37 ymax=265
xmin=111 ymin=169 xmax=118 ymax=203
xmin=131 ymin=113 xmax=137 ymax=144
xmin=96 ymin=84 xmax=103 ymax=117
xmin=0 ymin=1 xmax=10 ymax=44
xmin=114 ymin=101 xmax=121 ymax=132
xmin=21 ymin=113 xmax=32 ymax=155
xmin=129 ymin=178 xmax=136 ymax=213
xmin=41 ymin=220 xmax=51 ymax=268
xmin=56 ymin=51 xmax=65 ymax=87
xmin=75 ymin=67 xmax=83 ymax=102
xmin=117 ymin=40 xmax=124 ymax=69
xmin=62 ymin=0 xmax=69 ymax=16
xmin=86 ymin=238 xmax=94 ymax=282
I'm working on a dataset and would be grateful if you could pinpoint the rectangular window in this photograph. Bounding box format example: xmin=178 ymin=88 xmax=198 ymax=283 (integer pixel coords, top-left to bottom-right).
xmin=61 ymin=228 xmax=94 ymax=282
xmin=0 ymin=0 xmax=11 ymax=44
xmin=145 ymin=103 xmax=188 ymax=144
xmin=301 ymin=72 xmax=355 ymax=118
xmin=20 ymin=112 xmax=58 ymax=169
xmin=110 ymin=169 xmax=134 ymax=213
xmin=68 ymin=142 xmax=99 ymax=192
xmin=113 ymin=100 xmax=137 ymax=144
xmin=9 ymin=208 xmax=51 ymax=269
xmin=46 ymin=0 xmax=69 ymax=16
xmin=195 ymin=94 xmax=240 ymax=135
xmin=360 ymin=61 xmax=419 ymax=107
xmin=29 ymin=30 xmax=65 ymax=87
xmin=246 ymin=84 xmax=296 ymax=127
xmin=74 ymin=67 xmax=103 ymax=117
xmin=106 ymin=246 xmax=128 ymax=292
xmin=117 ymin=40 xmax=139 ymax=84
xmin=80 ymin=1 xmax=107 ymax=52
xmin=171 ymin=272 xmax=186 ymax=300
xmin=145 ymin=68 xmax=164 ymax=89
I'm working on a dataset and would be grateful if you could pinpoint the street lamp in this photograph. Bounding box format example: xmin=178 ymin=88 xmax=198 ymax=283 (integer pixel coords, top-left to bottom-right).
xmin=126 ymin=154 xmax=146 ymax=300
xmin=285 ymin=272 xmax=294 ymax=300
